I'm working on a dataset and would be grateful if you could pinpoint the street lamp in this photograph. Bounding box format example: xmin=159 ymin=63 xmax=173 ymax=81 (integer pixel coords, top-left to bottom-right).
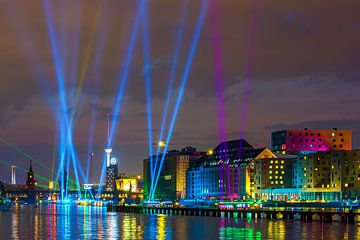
xmin=158 ymin=141 xmax=165 ymax=148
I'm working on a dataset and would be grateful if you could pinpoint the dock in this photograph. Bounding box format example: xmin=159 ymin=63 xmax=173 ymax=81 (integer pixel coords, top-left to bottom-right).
xmin=107 ymin=205 xmax=359 ymax=224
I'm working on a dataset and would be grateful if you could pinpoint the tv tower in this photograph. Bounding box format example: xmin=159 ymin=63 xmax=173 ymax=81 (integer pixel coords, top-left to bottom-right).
xmin=11 ymin=165 xmax=16 ymax=184
xmin=105 ymin=113 xmax=112 ymax=167
xmin=105 ymin=113 xmax=118 ymax=191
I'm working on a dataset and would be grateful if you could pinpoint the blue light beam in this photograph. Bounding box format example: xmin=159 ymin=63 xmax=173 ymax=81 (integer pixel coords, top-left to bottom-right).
xmin=151 ymin=0 xmax=209 ymax=200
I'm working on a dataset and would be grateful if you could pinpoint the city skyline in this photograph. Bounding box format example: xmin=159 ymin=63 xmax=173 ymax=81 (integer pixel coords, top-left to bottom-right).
xmin=1 ymin=0 xmax=360 ymax=184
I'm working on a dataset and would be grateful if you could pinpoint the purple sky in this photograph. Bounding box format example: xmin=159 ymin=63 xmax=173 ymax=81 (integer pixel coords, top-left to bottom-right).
xmin=0 ymin=0 xmax=359 ymax=184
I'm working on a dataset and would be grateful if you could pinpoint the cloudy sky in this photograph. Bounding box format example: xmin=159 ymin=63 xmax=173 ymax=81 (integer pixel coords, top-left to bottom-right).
xmin=0 ymin=0 xmax=359 ymax=184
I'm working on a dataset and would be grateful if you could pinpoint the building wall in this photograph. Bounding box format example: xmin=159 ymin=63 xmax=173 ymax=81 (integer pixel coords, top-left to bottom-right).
xmin=143 ymin=149 xmax=203 ymax=200
xmin=253 ymin=149 xmax=293 ymax=199
xmin=176 ymin=155 xmax=190 ymax=199
xmin=291 ymin=150 xmax=360 ymax=200
xmin=272 ymin=129 xmax=352 ymax=153
xmin=186 ymin=166 xmax=244 ymax=200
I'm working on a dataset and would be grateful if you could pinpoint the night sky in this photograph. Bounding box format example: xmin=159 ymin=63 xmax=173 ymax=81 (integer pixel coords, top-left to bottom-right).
xmin=0 ymin=0 xmax=359 ymax=184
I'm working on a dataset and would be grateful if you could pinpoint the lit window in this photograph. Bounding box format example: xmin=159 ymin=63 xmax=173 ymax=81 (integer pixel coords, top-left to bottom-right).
xmin=269 ymin=176 xmax=272 ymax=179
xmin=280 ymin=166 xmax=284 ymax=169
xmin=304 ymin=168 xmax=307 ymax=171
xmin=275 ymin=176 xmax=278 ymax=179
xmin=269 ymin=171 xmax=272 ymax=174
xmin=279 ymin=176 xmax=283 ymax=179
xmin=275 ymin=161 xmax=278 ymax=164
xmin=304 ymin=173 xmax=307 ymax=177
xmin=275 ymin=181 xmax=278 ymax=184
xmin=270 ymin=161 xmax=273 ymax=164
xmin=276 ymin=166 xmax=279 ymax=169
xmin=332 ymin=133 xmax=335 ymax=137
xmin=275 ymin=171 xmax=278 ymax=174
xmin=281 ymin=160 xmax=284 ymax=164
xmin=345 ymin=183 xmax=349 ymax=187
xmin=280 ymin=181 xmax=283 ymax=184
xmin=281 ymin=171 xmax=285 ymax=174
xmin=269 ymin=166 xmax=272 ymax=169
xmin=271 ymin=181 xmax=274 ymax=184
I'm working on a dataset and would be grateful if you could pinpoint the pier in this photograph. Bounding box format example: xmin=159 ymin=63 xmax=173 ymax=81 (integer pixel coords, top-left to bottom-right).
xmin=107 ymin=205 xmax=359 ymax=224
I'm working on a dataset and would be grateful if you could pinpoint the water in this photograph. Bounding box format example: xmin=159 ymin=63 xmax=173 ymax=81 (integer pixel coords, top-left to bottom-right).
xmin=0 ymin=204 xmax=360 ymax=239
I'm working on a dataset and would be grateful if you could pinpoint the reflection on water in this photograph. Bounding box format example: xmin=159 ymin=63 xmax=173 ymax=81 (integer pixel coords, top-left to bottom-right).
xmin=219 ymin=218 xmax=262 ymax=240
xmin=1 ymin=204 xmax=360 ymax=239
xmin=267 ymin=220 xmax=285 ymax=240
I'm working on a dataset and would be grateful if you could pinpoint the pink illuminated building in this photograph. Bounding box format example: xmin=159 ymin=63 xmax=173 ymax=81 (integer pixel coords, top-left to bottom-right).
xmin=271 ymin=128 xmax=352 ymax=154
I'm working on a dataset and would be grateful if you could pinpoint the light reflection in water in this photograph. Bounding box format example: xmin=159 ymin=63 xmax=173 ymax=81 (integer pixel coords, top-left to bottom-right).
xmin=219 ymin=218 xmax=262 ymax=240
xmin=11 ymin=204 xmax=19 ymax=239
xmin=1 ymin=204 xmax=359 ymax=239
xmin=267 ymin=220 xmax=285 ymax=240
xmin=34 ymin=208 xmax=40 ymax=239
xmin=157 ymin=214 xmax=167 ymax=240
xmin=106 ymin=212 xmax=119 ymax=239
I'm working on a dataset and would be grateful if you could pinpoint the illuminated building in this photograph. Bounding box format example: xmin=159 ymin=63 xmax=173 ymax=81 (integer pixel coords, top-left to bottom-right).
xmin=292 ymin=150 xmax=360 ymax=200
xmin=143 ymin=147 xmax=205 ymax=200
xmin=11 ymin=165 xmax=16 ymax=185
xmin=252 ymin=151 xmax=296 ymax=200
xmin=106 ymin=157 xmax=118 ymax=191
xmin=272 ymin=128 xmax=352 ymax=154
xmin=115 ymin=176 xmax=138 ymax=193
xmin=187 ymin=139 xmax=263 ymax=200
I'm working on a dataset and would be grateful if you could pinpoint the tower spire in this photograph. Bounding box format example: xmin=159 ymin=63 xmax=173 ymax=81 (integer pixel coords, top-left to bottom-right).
xmin=107 ymin=112 xmax=110 ymax=146
xmin=29 ymin=160 xmax=33 ymax=173
xmin=105 ymin=112 xmax=113 ymax=168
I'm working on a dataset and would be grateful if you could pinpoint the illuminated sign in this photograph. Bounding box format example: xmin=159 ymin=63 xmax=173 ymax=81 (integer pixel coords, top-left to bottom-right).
xmin=110 ymin=158 xmax=117 ymax=165
xmin=83 ymin=184 xmax=94 ymax=190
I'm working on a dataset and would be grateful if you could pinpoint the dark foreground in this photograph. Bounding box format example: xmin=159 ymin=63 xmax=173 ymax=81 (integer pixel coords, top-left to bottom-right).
xmin=1 ymin=204 xmax=360 ymax=239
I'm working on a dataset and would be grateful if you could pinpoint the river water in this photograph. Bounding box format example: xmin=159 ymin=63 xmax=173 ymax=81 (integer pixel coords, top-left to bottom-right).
xmin=0 ymin=204 xmax=359 ymax=239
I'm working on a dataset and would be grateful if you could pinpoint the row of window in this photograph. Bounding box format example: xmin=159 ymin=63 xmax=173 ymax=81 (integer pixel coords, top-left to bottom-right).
xmin=289 ymin=132 xmax=344 ymax=137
